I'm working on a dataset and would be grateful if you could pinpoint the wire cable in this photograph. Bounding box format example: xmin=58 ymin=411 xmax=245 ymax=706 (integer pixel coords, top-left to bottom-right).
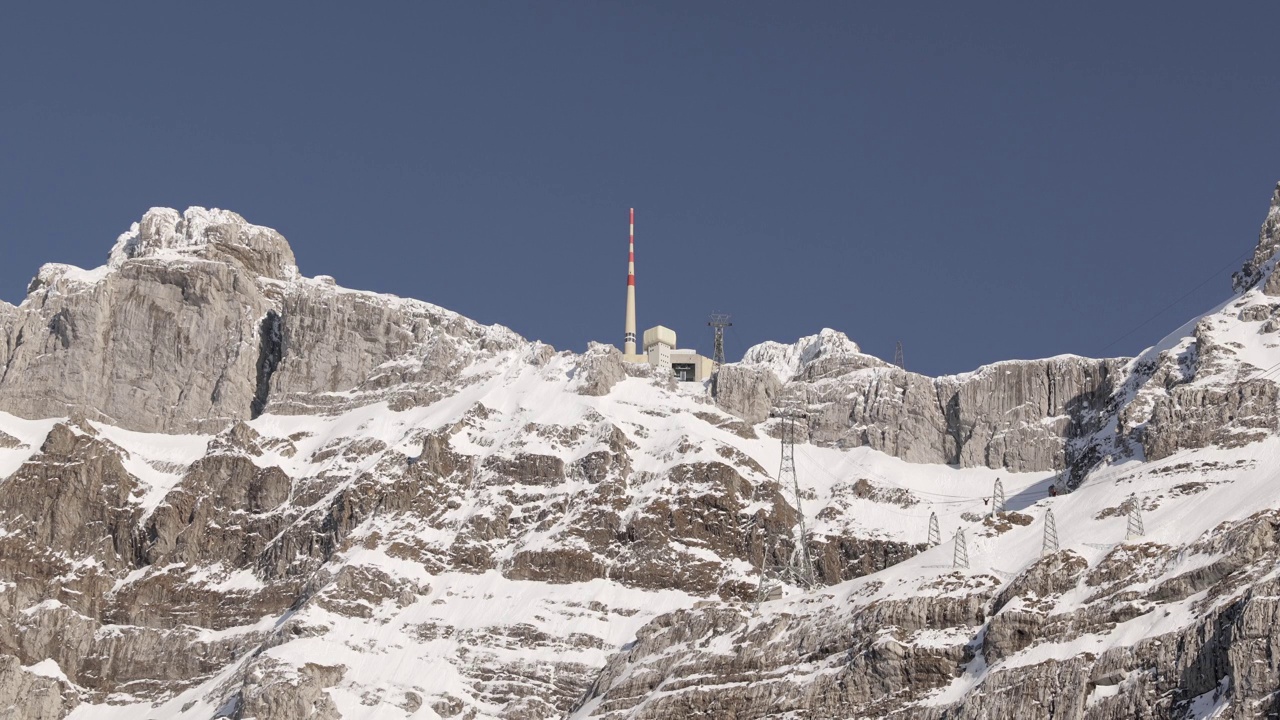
xmin=1099 ymin=248 xmax=1252 ymax=354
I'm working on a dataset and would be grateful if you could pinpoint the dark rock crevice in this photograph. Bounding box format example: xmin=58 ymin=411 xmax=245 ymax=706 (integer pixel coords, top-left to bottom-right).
xmin=251 ymin=311 xmax=284 ymax=419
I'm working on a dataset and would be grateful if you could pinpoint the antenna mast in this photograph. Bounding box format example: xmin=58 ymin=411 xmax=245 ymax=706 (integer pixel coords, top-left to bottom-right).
xmin=623 ymin=208 xmax=637 ymax=355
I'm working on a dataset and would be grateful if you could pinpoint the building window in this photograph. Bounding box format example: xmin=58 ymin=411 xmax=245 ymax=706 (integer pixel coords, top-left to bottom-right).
xmin=672 ymin=363 xmax=696 ymax=382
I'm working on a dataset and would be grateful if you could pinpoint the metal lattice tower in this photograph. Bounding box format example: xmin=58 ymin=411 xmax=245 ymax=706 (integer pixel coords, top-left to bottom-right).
xmin=894 ymin=341 xmax=905 ymax=370
xmin=928 ymin=512 xmax=941 ymax=547
xmin=1126 ymin=495 xmax=1145 ymax=540
xmin=953 ymin=528 xmax=970 ymax=569
xmin=1042 ymin=509 xmax=1059 ymax=556
xmin=773 ymin=405 xmax=817 ymax=588
xmin=709 ymin=313 xmax=732 ymax=369
xmin=991 ymin=478 xmax=1006 ymax=516
xmin=751 ymin=528 xmax=783 ymax=614
xmin=709 ymin=313 xmax=732 ymax=398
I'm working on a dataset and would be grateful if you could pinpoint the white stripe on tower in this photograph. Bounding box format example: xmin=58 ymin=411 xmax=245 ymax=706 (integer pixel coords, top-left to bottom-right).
xmin=624 ymin=208 xmax=637 ymax=355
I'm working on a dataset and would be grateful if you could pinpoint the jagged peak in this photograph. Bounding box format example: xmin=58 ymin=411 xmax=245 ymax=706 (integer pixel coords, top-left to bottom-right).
xmin=739 ymin=328 xmax=870 ymax=381
xmin=22 ymin=207 xmax=303 ymax=298
xmin=108 ymin=206 xmax=299 ymax=280
xmin=1232 ymin=182 xmax=1280 ymax=293
xmin=1252 ymin=181 xmax=1280 ymax=268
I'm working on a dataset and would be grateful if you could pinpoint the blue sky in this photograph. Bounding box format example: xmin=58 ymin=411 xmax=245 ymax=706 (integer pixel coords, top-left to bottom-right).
xmin=3 ymin=2 xmax=1279 ymax=375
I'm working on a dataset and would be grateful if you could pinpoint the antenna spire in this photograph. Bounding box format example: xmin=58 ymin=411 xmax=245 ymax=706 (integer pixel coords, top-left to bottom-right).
xmin=624 ymin=208 xmax=637 ymax=355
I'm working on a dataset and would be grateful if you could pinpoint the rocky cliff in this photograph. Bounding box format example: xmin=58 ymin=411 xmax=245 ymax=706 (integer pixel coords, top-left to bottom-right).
xmin=0 ymin=207 xmax=522 ymax=434
xmin=572 ymin=184 xmax=1280 ymax=719
xmin=716 ymin=337 xmax=1125 ymax=474
xmin=2 ymin=187 xmax=1280 ymax=719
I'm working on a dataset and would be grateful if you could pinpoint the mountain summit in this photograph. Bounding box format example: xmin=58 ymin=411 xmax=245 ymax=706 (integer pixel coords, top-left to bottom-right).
xmin=3 ymin=189 xmax=1280 ymax=719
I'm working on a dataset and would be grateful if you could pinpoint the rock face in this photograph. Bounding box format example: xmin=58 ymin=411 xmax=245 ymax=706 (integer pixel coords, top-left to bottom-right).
xmin=570 ymin=343 xmax=628 ymax=396
xmin=0 ymin=207 xmax=521 ymax=433
xmin=717 ymin=332 xmax=1123 ymax=473
xmin=574 ymin=510 xmax=1280 ymax=720
xmin=3 ymin=187 xmax=1280 ymax=720
xmin=1233 ymin=181 xmax=1280 ymax=294
xmin=570 ymin=182 xmax=1280 ymax=719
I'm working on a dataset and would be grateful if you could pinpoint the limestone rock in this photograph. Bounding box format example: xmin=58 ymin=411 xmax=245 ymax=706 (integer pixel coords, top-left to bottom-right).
xmin=108 ymin=207 xmax=298 ymax=281
xmin=1232 ymin=182 xmax=1280 ymax=293
xmin=1145 ymin=380 xmax=1279 ymax=460
xmin=235 ymin=660 xmax=344 ymax=720
xmin=712 ymin=363 xmax=782 ymax=424
xmin=0 ymin=655 xmax=77 ymax=720
xmin=0 ymin=208 xmax=523 ymax=433
xmin=574 ymin=512 xmax=1280 ymax=719
xmin=719 ymin=348 xmax=1121 ymax=473
xmin=571 ymin=343 xmax=627 ymax=396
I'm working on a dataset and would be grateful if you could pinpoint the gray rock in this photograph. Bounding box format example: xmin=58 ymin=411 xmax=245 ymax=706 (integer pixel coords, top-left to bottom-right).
xmin=235 ymin=660 xmax=344 ymax=720
xmin=713 ymin=364 xmax=783 ymax=423
xmin=1145 ymin=380 xmax=1279 ymax=460
xmin=718 ymin=352 xmax=1121 ymax=473
xmin=574 ymin=512 xmax=1280 ymax=719
xmin=571 ymin=343 xmax=627 ymax=396
xmin=0 ymin=654 xmax=76 ymax=720
xmin=1232 ymin=182 xmax=1280 ymax=293
xmin=0 ymin=208 xmax=524 ymax=433
xmin=1238 ymin=304 xmax=1275 ymax=321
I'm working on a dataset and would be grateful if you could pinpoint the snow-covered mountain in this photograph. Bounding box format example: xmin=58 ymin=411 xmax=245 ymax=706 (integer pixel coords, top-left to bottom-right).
xmin=2 ymin=187 xmax=1280 ymax=719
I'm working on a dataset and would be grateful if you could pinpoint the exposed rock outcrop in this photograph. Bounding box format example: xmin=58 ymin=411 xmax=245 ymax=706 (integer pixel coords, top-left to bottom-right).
xmin=570 ymin=343 xmax=627 ymax=396
xmin=0 ymin=655 xmax=77 ymax=720
xmin=0 ymin=207 xmax=522 ymax=433
xmin=574 ymin=512 xmax=1280 ymax=720
xmin=718 ymin=337 xmax=1122 ymax=473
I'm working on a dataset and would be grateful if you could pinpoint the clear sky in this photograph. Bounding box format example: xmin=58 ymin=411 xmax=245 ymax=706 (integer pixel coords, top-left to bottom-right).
xmin=3 ymin=2 xmax=1279 ymax=376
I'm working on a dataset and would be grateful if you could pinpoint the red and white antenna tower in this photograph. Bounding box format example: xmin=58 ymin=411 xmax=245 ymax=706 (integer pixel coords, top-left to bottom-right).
xmin=624 ymin=208 xmax=637 ymax=355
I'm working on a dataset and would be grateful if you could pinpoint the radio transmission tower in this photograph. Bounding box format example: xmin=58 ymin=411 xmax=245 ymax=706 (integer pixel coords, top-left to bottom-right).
xmin=1041 ymin=509 xmax=1059 ymax=556
xmin=772 ymin=405 xmax=816 ymax=588
xmin=894 ymin=341 xmax=905 ymax=370
xmin=1125 ymin=495 xmax=1145 ymax=540
xmin=928 ymin=512 xmax=941 ymax=547
xmin=953 ymin=528 xmax=970 ymax=569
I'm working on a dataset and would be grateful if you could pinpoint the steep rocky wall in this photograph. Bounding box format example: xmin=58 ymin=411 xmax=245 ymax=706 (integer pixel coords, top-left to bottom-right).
xmin=0 ymin=208 xmax=522 ymax=433
xmin=0 ymin=258 xmax=272 ymax=433
xmin=0 ymin=388 xmax=931 ymax=717
xmin=717 ymin=350 xmax=1123 ymax=473
xmin=573 ymin=512 xmax=1280 ymax=720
